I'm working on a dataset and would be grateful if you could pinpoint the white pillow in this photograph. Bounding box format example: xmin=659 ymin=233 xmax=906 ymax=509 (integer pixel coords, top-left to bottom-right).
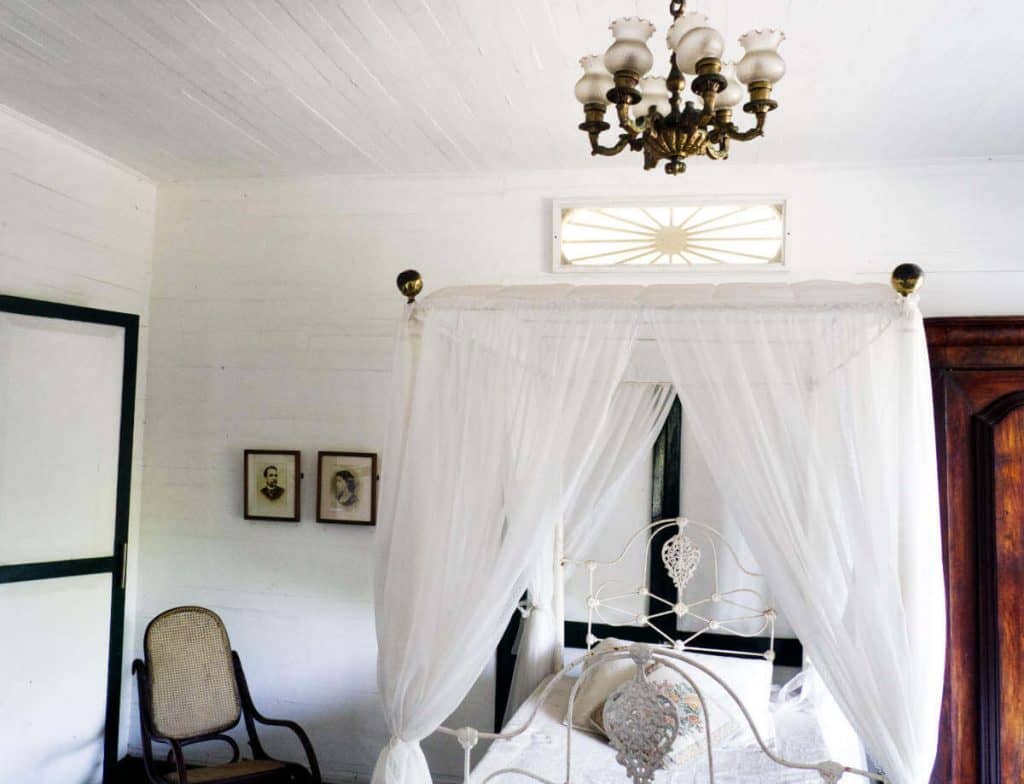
xmin=567 ymin=639 xmax=774 ymax=750
xmin=664 ymin=649 xmax=775 ymax=747
xmin=592 ymin=661 xmax=741 ymax=765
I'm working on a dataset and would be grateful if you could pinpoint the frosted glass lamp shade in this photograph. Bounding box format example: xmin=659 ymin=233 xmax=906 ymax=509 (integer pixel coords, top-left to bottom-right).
xmin=575 ymin=55 xmax=615 ymax=105
xmin=673 ymin=26 xmax=725 ymax=74
xmin=666 ymin=12 xmax=709 ymax=51
xmin=716 ymin=63 xmax=745 ymax=108
xmin=636 ymin=77 xmax=671 ymax=116
xmin=736 ymin=29 xmax=786 ymax=84
xmin=604 ymin=17 xmax=656 ymax=77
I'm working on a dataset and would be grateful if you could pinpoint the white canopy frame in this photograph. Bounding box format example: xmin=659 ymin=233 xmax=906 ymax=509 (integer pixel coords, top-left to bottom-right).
xmin=373 ymin=267 xmax=943 ymax=784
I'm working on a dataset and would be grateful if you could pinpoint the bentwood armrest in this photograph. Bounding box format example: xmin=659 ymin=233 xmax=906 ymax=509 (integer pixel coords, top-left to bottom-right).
xmin=232 ymin=651 xmax=323 ymax=784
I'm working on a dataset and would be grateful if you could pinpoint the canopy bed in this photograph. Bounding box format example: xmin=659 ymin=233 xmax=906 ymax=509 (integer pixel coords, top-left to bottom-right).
xmin=373 ymin=266 xmax=944 ymax=784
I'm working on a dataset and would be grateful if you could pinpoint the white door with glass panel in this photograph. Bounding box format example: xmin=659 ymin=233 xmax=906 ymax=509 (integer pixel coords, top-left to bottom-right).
xmin=0 ymin=298 xmax=136 ymax=784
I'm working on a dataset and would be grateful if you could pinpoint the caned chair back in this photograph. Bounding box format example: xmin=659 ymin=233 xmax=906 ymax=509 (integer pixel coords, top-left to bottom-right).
xmin=144 ymin=606 xmax=242 ymax=740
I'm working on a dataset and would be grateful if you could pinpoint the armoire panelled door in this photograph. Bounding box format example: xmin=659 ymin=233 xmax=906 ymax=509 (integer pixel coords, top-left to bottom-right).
xmin=927 ymin=317 xmax=1024 ymax=784
xmin=0 ymin=295 xmax=137 ymax=784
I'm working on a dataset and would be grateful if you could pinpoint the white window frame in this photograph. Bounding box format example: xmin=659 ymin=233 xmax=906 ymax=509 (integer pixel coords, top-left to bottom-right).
xmin=550 ymin=195 xmax=788 ymax=274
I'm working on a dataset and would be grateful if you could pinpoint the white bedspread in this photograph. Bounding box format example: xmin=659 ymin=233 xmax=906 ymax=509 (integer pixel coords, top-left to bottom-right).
xmin=470 ymin=676 xmax=833 ymax=784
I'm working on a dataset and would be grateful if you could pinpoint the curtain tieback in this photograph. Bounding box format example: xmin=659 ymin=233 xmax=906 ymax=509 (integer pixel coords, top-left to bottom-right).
xmin=372 ymin=736 xmax=429 ymax=784
xmin=517 ymin=600 xmax=553 ymax=619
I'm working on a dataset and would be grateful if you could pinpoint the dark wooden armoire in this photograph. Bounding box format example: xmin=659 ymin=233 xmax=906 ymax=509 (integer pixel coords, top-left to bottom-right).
xmin=927 ymin=317 xmax=1024 ymax=784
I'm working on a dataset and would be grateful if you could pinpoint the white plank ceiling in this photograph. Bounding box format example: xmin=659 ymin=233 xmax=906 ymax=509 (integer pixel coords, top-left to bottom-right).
xmin=0 ymin=0 xmax=1020 ymax=180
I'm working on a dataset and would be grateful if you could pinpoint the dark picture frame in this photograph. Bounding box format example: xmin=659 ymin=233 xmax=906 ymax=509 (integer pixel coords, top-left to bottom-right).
xmin=316 ymin=451 xmax=377 ymax=525
xmin=244 ymin=450 xmax=301 ymax=522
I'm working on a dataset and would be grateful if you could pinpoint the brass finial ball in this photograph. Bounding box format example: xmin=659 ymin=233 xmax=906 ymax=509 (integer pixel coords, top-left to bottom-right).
xmin=891 ymin=263 xmax=924 ymax=297
xmin=396 ymin=269 xmax=423 ymax=303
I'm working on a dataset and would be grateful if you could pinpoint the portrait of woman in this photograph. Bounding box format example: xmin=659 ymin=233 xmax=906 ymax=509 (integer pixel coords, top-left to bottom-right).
xmin=317 ymin=451 xmax=377 ymax=524
xmin=331 ymin=469 xmax=359 ymax=508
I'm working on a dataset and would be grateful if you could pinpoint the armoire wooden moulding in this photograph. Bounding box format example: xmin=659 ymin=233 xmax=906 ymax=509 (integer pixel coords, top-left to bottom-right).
xmin=926 ymin=317 xmax=1024 ymax=784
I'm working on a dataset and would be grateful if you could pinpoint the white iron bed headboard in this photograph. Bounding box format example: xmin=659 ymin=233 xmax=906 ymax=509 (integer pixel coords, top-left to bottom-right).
xmin=568 ymin=516 xmax=777 ymax=659
xmin=435 ymin=516 xmax=888 ymax=784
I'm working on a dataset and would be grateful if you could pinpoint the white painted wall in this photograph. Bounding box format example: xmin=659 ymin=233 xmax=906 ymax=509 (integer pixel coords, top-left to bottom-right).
xmin=0 ymin=105 xmax=157 ymax=769
xmin=137 ymin=156 xmax=1024 ymax=782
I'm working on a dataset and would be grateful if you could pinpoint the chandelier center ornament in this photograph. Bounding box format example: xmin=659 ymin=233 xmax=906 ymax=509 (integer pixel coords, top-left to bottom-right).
xmin=661 ymin=530 xmax=702 ymax=591
xmin=575 ymin=1 xmax=786 ymax=175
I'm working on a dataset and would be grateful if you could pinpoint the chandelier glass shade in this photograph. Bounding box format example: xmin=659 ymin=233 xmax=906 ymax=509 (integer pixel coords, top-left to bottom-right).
xmin=576 ymin=0 xmax=785 ymax=175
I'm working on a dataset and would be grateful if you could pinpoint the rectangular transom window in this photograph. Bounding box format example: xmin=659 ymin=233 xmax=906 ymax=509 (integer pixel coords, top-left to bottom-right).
xmin=552 ymin=198 xmax=786 ymax=272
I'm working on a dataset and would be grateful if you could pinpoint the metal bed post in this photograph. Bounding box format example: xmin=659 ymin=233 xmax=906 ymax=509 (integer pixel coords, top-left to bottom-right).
xmin=396 ymin=269 xmax=424 ymax=302
xmin=553 ymin=518 xmax=566 ymax=671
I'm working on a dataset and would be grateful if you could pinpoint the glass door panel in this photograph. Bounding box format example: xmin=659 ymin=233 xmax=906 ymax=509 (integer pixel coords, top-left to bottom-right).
xmin=0 ymin=313 xmax=124 ymax=565
xmin=0 ymin=574 xmax=112 ymax=784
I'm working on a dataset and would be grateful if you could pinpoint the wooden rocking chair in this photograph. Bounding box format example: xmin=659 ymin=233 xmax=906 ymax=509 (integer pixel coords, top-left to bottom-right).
xmin=133 ymin=606 xmax=322 ymax=784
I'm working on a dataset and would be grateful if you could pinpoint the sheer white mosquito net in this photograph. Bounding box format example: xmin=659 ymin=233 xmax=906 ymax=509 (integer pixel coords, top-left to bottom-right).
xmin=372 ymin=282 xmax=944 ymax=784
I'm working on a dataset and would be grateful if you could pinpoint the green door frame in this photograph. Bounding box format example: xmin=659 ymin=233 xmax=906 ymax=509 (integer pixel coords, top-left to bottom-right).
xmin=0 ymin=294 xmax=138 ymax=784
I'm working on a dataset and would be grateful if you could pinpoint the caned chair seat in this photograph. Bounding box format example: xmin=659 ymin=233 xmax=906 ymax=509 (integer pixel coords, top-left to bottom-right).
xmin=165 ymin=760 xmax=285 ymax=783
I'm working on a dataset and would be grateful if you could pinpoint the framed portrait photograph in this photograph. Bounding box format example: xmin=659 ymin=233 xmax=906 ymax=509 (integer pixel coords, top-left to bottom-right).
xmin=244 ymin=450 xmax=300 ymax=522
xmin=317 ymin=451 xmax=377 ymax=525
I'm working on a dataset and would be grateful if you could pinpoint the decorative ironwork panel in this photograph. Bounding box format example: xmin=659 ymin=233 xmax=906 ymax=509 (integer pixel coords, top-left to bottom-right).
xmin=603 ymin=647 xmax=681 ymax=784
xmin=555 ymin=202 xmax=785 ymax=269
xmin=661 ymin=531 xmax=702 ymax=591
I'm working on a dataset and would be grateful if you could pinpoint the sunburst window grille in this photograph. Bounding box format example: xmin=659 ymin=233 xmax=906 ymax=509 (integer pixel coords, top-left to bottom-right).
xmin=554 ymin=201 xmax=785 ymax=270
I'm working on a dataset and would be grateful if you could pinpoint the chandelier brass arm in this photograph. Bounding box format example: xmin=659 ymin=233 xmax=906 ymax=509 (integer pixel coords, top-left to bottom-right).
xmin=721 ymin=111 xmax=767 ymax=142
xmin=704 ymin=136 xmax=729 ymax=161
xmin=575 ymin=0 xmax=785 ymax=175
xmin=588 ymin=131 xmax=634 ymax=157
xmin=615 ymin=102 xmax=647 ymax=137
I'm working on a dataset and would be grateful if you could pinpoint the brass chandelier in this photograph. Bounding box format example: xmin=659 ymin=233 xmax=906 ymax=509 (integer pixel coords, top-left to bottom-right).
xmin=575 ymin=0 xmax=786 ymax=175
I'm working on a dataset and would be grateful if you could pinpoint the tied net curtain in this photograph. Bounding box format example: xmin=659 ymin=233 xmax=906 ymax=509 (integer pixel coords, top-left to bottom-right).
xmin=649 ymin=295 xmax=943 ymax=784
xmin=373 ymin=294 xmax=642 ymax=784
xmin=506 ymin=381 xmax=676 ymax=724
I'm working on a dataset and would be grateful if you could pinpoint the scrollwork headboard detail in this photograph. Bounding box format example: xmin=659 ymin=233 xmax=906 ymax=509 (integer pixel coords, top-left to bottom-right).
xmin=569 ymin=515 xmax=779 ymax=662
